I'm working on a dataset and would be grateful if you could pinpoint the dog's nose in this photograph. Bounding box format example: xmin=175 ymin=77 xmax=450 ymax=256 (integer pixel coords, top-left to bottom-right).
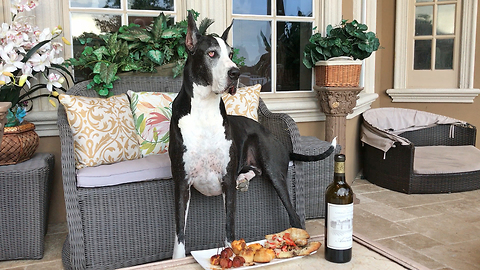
xmin=228 ymin=68 xmax=240 ymax=80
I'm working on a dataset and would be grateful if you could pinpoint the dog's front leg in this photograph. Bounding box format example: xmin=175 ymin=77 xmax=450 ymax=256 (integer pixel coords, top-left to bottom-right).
xmin=223 ymin=174 xmax=237 ymax=246
xmin=173 ymin=180 xmax=191 ymax=259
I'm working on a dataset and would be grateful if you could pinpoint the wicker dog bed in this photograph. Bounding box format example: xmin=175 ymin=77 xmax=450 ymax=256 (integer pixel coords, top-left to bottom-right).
xmin=361 ymin=107 xmax=480 ymax=194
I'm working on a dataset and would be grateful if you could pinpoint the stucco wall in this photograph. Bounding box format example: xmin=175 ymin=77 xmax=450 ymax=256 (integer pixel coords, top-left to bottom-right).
xmin=36 ymin=137 xmax=64 ymax=224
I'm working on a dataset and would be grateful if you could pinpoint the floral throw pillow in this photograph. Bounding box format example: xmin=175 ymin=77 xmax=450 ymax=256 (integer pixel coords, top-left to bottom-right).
xmin=58 ymin=94 xmax=141 ymax=169
xmin=222 ymin=84 xmax=262 ymax=121
xmin=127 ymin=91 xmax=178 ymax=157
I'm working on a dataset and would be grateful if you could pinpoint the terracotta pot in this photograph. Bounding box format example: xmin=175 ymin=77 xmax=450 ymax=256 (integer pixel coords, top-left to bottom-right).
xmin=0 ymin=121 xmax=39 ymax=165
xmin=0 ymin=102 xmax=11 ymax=146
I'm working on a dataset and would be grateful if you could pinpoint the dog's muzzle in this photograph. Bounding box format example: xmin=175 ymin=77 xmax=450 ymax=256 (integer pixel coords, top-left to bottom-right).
xmin=227 ymin=67 xmax=240 ymax=95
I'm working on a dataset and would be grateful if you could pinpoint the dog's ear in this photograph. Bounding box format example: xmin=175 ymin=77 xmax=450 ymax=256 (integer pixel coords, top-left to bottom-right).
xmin=221 ymin=20 xmax=234 ymax=41
xmin=186 ymin=11 xmax=199 ymax=53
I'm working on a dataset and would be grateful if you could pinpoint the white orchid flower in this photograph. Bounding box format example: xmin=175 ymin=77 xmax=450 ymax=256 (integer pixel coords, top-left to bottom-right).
xmin=11 ymin=0 xmax=38 ymax=14
xmin=47 ymin=50 xmax=64 ymax=65
xmin=38 ymin=28 xmax=52 ymax=42
xmin=0 ymin=45 xmax=19 ymax=73
xmin=51 ymin=42 xmax=64 ymax=54
xmin=0 ymin=63 xmax=13 ymax=84
xmin=18 ymin=63 xmax=33 ymax=87
xmin=3 ymin=0 xmax=70 ymax=114
xmin=0 ymin=23 xmax=10 ymax=39
xmin=28 ymin=52 xmax=50 ymax=72
xmin=0 ymin=44 xmax=24 ymax=70
xmin=46 ymin=73 xmax=63 ymax=92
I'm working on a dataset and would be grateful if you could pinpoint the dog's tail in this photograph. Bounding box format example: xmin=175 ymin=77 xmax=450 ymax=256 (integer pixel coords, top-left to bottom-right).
xmin=289 ymin=137 xmax=337 ymax=162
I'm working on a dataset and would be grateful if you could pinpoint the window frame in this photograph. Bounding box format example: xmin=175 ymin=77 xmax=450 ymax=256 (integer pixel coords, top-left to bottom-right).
xmin=229 ymin=1 xmax=317 ymax=94
xmin=387 ymin=0 xmax=480 ymax=103
xmin=66 ymin=0 xmax=182 ymax=29
xmin=227 ymin=0 xmax=378 ymax=121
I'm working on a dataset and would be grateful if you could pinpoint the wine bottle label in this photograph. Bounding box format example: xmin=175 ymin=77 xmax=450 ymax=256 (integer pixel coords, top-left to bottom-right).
xmin=327 ymin=203 xmax=353 ymax=250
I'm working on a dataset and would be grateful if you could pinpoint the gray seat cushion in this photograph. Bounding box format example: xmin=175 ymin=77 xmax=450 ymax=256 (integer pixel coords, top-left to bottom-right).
xmin=76 ymin=154 xmax=172 ymax=187
xmin=414 ymin=145 xmax=480 ymax=174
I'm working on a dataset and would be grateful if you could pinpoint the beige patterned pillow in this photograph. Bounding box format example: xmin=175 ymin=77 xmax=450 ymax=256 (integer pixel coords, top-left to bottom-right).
xmin=222 ymin=84 xmax=262 ymax=121
xmin=59 ymin=94 xmax=141 ymax=169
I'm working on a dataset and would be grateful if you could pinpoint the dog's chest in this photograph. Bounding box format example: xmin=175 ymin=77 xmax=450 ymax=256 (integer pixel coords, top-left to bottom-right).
xmin=178 ymin=96 xmax=232 ymax=196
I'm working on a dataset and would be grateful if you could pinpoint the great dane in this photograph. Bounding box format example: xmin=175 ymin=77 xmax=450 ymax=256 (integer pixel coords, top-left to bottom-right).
xmin=169 ymin=11 xmax=335 ymax=259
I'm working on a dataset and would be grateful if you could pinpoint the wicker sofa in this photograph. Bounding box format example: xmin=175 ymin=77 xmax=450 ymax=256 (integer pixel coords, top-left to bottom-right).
xmin=57 ymin=75 xmax=335 ymax=270
xmin=361 ymin=107 xmax=480 ymax=194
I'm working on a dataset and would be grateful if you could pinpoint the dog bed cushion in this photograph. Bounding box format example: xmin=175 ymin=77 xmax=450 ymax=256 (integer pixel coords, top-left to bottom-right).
xmin=222 ymin=84 xmax=261 ymax=121
xmin=361 ymin=107 xmax=465 ymax=153
xmin=76 ymin=154 xmax=172 ymax=187
xmin=127 ymin=91 xmax=178 ymax=157
xmin=58 ymin=93 xmax=141 ymax=169
xmin=414 ymin=145 xmax=480 ymax=174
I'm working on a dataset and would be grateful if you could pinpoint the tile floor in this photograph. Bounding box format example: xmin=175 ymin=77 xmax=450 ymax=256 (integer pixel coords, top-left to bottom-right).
xmin=1 ymin=178 xmax=480 ymax=270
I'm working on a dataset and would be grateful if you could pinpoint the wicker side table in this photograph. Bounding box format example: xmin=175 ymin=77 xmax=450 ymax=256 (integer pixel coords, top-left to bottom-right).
xmin=0 ymin=153 xmax=54 ymax=260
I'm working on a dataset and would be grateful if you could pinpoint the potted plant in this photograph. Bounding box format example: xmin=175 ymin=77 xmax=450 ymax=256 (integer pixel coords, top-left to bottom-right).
xmin=66 ymin=11 xmax=245 ymax=97
xmin=303 ymin=19 xmax=380 ymax=87
xmin=0 ymin=0 xmax=72 ymax=164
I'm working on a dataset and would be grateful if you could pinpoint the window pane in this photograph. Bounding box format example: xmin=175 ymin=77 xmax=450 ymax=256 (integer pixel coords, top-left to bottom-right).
xmin=414 ymin=40 xmax=432 ymax=70
xmin=277 ymin=0 xmax=312 ymax=17
xmin=71 ymin=13 xmax=121 ymax=37
xmin=71 ymin=13 xmax=121 ymax=81
xmin=233 ymin=20 xmax=272 ymax=92
xmin=127 ymin=16 xmax=155 ymax=28
xmin=127 ymin=15 xmax=174 ymax=28
xmin=435 ymin=39 xmax=454 ymax=69
xmin=437 ymin=4 xmax=455 ymax=35
xmin=233 ymin=0 xmax=271 ymax=15
xmin=277 ymin=21 xmax=312 ymax=91
xmin=70 ymin=0 xmax=120 ymax=8
xmin=128 ymin=0 xmax=174 ymax=11
xmin=415 ymin=6 xmax=433 ymax=36
xmin=416 ymin=0 xmax=433 ymax=2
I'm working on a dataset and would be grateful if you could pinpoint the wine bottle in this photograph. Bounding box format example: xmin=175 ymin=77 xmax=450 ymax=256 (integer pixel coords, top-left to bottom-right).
xmin=324 ymin=154 xmax=354 ymax=263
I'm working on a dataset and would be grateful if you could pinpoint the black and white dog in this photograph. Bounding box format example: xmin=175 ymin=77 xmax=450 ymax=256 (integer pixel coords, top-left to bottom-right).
xmin=169 ymin=12 xmax=335 ymax=259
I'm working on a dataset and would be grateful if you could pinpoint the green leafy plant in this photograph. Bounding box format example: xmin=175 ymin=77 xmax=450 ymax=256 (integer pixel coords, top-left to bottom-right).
xmin=66 ymin=10 xmax=244 ymax=97
xmin=303 ymin=19 xmax=380 ymax=69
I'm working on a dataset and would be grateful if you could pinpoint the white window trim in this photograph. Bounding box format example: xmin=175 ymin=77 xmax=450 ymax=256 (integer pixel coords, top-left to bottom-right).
xmin=21 ymin=0 xmax=379 ymax=135
xmin=386 ymin=0 xmax=480 ymax=103
xmin=262 ymin=0 xmax=378 ymax=122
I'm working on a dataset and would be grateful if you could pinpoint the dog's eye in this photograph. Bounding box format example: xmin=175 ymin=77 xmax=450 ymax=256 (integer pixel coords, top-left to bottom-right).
xmin=208 ymin=51 xmax=215 ymax=58
xmin=229 ymin=52 xmax=233 ymax=59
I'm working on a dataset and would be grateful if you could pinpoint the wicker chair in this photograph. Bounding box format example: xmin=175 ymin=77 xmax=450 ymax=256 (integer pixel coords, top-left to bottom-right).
xmin=58 ymin=75 xmax=335 ymax=270
xmin=361 ymin=107 xmax=480 ymax=194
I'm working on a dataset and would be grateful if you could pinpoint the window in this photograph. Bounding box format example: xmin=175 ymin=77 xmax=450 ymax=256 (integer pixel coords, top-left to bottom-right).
xmin=68 ymin=0 xmax=179 ymax=81
xmin=408 ymin=0 xmax=460 ymax=88
xmin=387 ymin=0 xmax=480 ymax=103
xmin=230 ymin=0 xmax=314 ymax=93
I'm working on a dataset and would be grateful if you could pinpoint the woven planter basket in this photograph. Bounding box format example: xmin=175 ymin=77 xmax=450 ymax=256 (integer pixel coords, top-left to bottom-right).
xmin=315 ymin=57 xmax=362 ymax=87
xmin=0 ymin=102 xmax=11 ymax=146
xmin=0 ymin=121 xmax=39 ymax=165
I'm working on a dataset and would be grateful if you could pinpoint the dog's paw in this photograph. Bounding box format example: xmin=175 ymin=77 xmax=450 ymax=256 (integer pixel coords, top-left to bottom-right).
xmin=236 ymin=170 xmax=256 ymax=191
xmin=236 ymin=177 xmax=249 ymax=192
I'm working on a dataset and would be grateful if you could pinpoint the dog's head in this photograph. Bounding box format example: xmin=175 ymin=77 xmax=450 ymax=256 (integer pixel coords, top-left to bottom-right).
xmin=184 ymin=11 xmax=240 ymax=98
